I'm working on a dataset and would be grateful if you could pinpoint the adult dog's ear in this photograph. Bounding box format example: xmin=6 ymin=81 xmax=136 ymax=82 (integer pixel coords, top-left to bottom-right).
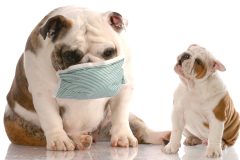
xmin=40 ymin=15 xmax=72 ymax=42
xmin=106 ymin=12 xmax=127 ymax=33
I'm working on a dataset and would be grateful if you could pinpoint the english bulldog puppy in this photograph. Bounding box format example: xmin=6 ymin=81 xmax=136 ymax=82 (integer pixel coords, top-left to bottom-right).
xmin=4 ymin=6 xmax=170 ymax=151
xmin=162 ymin=44 xmax=240 ymax=158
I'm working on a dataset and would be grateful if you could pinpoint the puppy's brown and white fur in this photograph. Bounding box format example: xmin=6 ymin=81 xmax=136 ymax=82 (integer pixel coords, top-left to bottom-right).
xmin=4 ymin=6 xmax=170 ymax=151
xmin=162 ymin=44 xmax=240 ymax=158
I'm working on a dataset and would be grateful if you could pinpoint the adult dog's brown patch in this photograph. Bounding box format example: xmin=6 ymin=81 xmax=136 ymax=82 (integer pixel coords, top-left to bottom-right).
xmin=129 ymin=115 xmax=146 ymax=144
xmin=40 ymin=15 xmax=72 ymax=42
xmin=7 ymin=54 xmax=35 ymax=111
xmin=4 ymin=109 xmax=46 ymax=146
xmin=25 ymin=8 xmax=63 ymax=53
xmin=25 ymin=14 xmax=50 ymax=53
xmin=213 ymin=93 xmax=240 ymax=146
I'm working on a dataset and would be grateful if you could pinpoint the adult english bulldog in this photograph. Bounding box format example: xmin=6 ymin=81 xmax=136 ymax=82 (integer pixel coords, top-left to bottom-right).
xmin=162 ymin=44 xmax=240 ymax=158
xmin=4 ymin=6 xmax=169 ymax=151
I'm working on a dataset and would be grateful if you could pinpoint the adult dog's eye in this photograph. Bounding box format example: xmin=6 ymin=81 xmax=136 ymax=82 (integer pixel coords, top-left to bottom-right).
xmin=102 ymin=48 xmax=116 ymax=59
xmin=195 ymin=58 xmax=203 ymax=65
xmin=62 ymin=50 xmax=82 ymax=64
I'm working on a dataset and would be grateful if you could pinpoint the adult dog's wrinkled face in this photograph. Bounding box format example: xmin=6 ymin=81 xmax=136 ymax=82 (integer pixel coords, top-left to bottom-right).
xmin=39 ymin=10 xmax=127 ymax=71
xmin=174 ymin=44 xmax=226 ymax=82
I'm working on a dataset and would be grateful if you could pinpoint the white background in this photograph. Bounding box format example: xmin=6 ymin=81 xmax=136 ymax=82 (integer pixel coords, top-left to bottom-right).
xmin=0 ymin=0 xmax=240 ymax=157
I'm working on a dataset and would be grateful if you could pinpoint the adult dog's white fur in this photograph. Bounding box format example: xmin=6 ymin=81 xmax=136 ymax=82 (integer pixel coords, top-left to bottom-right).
xmin=162 ymin=44 xmax=240 ymax=158
xmin=25 ymin=7 xmax=136 ymax=151
xmin=5 ymin=6 xmax=170 ymax=151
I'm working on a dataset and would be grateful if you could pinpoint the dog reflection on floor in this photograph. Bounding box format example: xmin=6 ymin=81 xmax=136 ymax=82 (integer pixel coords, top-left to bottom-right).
xmin=4 ymin=142 xmax=239 ymax=160
xmin=4 ymin=143 xmax=138 ymax=160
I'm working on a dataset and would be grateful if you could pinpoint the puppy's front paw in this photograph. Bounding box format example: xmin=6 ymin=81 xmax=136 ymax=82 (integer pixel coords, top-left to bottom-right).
xmin=162 ymin=143 xmax=180 ymax=154
xmin=110 ymin=125 xmax=138 ymax=147
xmin=206 ymin=146 xmax=222 ymax=158
xmin=46 ymin=131 xmax=75 ymax=151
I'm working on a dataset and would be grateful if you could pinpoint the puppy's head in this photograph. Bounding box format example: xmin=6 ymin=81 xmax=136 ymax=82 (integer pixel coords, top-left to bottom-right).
xmin=38 ymin=7 xmax=127 ymax=71
xmin=174 ymin=44 xmax=226 ymax=83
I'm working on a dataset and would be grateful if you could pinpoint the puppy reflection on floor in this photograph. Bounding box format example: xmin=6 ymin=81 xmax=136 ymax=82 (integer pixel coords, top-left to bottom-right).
xmin=5 ymin=142 xmax=239 ymax=160
xmin=182 ymin=145 xmax=239 ymax=160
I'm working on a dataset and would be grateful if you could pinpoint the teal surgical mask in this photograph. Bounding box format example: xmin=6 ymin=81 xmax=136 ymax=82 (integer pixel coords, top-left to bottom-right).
xmin=55 ymin=56 xmax=125 ymax=99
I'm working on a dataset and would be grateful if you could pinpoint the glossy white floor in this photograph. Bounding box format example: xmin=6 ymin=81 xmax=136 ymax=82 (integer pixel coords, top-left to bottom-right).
xmin=2 ymin=140 xmax=240 ymax=160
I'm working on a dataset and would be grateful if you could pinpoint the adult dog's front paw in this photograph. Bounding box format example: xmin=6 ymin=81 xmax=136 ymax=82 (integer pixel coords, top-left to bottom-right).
xmin=46 ymin=131 xmax=75 ymax=151
xmin=206 ymin=146 xmax=222 ymax=158
xmin=162 ymin=142 xmax=180 ymax=154
xmin=183 ymin=136 xmax=202 ymax=146
xmin=110 ymin=125 xmax=138 ymax=147
xmin=69 ymin=133 xmax=93 ymax=150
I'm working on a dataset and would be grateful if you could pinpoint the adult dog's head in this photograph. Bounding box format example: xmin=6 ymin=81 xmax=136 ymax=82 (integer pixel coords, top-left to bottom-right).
xmin=174 ymin=44 xmax=226 ymax=85
xmin=26 ymin=7 xmax=128 ymax=71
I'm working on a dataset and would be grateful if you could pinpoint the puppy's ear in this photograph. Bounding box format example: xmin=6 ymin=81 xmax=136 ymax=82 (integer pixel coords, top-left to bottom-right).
xmin=106 ymin=12 xmax=127 ymax=33
xmin=188 ymin=44 xmax=199 ymax=50
xmin=40 ymin=15 xmax=72 ymax=42
xmin=212 ymin=60 xmax=226 ymax=72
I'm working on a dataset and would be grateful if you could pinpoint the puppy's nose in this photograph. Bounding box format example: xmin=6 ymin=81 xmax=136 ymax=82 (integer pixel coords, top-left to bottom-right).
xmin=178 ymin=53 xmax=191 ymax=65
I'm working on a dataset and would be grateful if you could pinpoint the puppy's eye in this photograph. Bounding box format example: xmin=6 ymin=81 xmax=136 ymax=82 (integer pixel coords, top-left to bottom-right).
xmin=195 ymin=58 xmax=203 ymax=65
xmin=62 ymin=50 xmax=82 ymax=64
xmin=102 ymin=48 xmax=116 ymax=59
